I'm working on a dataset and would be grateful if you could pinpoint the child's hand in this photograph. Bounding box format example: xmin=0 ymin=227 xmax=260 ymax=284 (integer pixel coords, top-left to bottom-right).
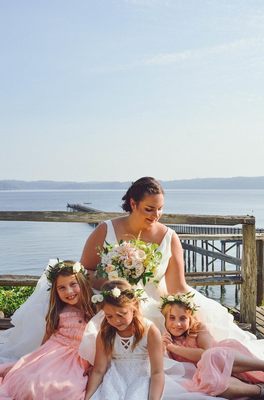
xmin=167 ymin=342 xmax=178 ymax=353
xmin=161 ymin=331 xmax=172 ymax=350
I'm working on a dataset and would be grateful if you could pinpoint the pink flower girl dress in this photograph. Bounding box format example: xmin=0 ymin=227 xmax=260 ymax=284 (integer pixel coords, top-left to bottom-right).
xmin=168 ymin=334 xmax=264 ymax=397
xmin=0 ymin=306 xmax=89 ymax=400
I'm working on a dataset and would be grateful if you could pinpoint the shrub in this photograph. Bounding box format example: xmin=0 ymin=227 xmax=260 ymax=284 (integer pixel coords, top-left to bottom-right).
xmin=0 ymin=286 xmax=35 ymax=318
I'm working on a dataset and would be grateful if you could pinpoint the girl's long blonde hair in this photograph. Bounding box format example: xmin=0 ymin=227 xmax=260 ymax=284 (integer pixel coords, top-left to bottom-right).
xmin=100 ymin=279 xmax=145 ymax=356
xmin=44 ymin=260 xmax=95 ymax=340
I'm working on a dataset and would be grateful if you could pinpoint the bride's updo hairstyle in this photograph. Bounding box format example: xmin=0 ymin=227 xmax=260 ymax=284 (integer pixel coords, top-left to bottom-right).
xmin=121 ymin=177 xmax=164 ymax=212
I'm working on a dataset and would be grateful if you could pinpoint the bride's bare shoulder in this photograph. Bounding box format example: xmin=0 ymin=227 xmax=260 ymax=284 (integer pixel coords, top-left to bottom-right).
xmin=111 ymin=215 xmax=128 ymax=230
xmin=156 ymin=221 xmax=168 ymax=234
xmin=91 ymin=221 xmax=107 ymax=237
xmin=84 ymin=221 xmax=109 ymax=246
xmin=91 ymin=217 xmax=128 ymax=241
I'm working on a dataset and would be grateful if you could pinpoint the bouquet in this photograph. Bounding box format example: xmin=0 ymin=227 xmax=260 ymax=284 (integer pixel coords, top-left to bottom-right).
xmin=96 ymin=239 xmax=162 ymax=286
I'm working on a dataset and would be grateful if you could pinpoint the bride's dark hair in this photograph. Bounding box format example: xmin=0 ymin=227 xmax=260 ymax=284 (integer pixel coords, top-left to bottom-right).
xmin=121 ymin=177 xmax=164 ymax=212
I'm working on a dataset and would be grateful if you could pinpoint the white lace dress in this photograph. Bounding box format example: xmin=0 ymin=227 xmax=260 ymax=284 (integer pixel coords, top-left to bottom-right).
xmin=90 ymin=319 xmax=152 ymax=400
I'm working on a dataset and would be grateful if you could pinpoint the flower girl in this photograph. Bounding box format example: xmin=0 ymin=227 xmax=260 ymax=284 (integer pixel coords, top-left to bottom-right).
xmin=85 ymin=279 xmax=164 ymax=400
xmin=0 ymin=260 xmax=95 ymax=400
xmin=161 ymin=292 xmax=264 ymax=399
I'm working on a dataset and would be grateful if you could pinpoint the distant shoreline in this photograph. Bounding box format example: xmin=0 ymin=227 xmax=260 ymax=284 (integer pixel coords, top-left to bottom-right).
xmin=1 ymin=177 xmax=264 ymax=190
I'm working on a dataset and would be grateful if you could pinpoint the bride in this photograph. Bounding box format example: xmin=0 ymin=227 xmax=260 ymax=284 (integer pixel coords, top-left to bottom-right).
xmin=1 ymin=176 xmax=263 ymax=366
xmin=80 ymin=176 xmax=264 ymax=363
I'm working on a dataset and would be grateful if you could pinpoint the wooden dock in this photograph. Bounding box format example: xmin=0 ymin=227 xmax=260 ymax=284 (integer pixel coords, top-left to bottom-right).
xmin=257 ymin=306 xmax=264 ymax=337
xmin=67 ymin=203 xmax=101 ymax=213
xmin=225 ymin=305 xmax=264 ymax=339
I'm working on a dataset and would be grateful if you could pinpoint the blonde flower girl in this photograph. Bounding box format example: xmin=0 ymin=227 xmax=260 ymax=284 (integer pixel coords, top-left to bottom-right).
xmin=85 ymin=279 xmax=164 ymax=400
xmin=161 ymin=292 xmax=264 ymax=399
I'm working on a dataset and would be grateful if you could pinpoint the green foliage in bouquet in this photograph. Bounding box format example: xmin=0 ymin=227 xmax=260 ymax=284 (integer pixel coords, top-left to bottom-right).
xmin=0 ymin=286 xmax=35 ymax=318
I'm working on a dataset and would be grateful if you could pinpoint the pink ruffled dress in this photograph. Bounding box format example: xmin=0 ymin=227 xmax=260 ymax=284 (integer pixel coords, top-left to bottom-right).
xmin=0 ymin=307 xmax=89 ymax=400
xmin=169 ymin=335 xmax=264 ymax=396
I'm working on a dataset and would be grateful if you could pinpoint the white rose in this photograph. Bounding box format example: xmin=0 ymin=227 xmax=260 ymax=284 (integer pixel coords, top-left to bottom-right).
xmin=111 ymin=287 xmax=121 ymax=298
xmin=124 ymin=259 xmax=134 ymax=269
xmin=167 ymin=295 xmax=175 ymax=302
xmin=73 ymin=262 xmax=82 ymax=273
xmin=105 ymin=264 xmax=115 ymax=273
xmin=91 ymin=294 xmax=104 ymax=303
xmin=101 ymin=253 xmax=113 ymax=265
xmin=108 ymin=271 xmax=119 ymax=280
xmin=134 ymin=249 xmax=146 ymax=261
xmin=134 ymin=263 xmax=144 ymax=278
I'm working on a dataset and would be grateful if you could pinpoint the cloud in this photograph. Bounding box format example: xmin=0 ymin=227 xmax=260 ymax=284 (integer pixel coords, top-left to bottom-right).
xmin=88 ymin=37 xmax=264 ymax=74
xmin=143 ymin=37 xmax=264 ymax=66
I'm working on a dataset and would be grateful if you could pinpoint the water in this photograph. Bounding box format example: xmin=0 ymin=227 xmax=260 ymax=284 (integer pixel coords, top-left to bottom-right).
xmin=1 ymin=189 xmax=264 ymax=306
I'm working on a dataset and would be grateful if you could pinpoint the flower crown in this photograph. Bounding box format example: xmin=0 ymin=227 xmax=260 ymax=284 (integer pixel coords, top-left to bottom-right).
xmin=160 ymin=292 xmax=199 ymax=314
xmin=91 ymin=287 xmax=146 ymax=304
xmin=45 ymin=259 xmax=86 ymax=284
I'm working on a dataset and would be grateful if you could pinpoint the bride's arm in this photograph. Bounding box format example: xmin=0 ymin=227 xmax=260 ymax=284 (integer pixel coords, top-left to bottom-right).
xmin=80 ymin=222 xmax=107 ymax=269
xmin=80 ymin=222 xmax=108 ymax=289
xmin=165 ymin=232 xmax=188 ymax=294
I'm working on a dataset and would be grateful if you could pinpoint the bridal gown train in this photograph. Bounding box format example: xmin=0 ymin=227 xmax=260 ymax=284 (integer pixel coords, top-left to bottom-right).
xmin=0 ymin=268 xmax=50 ymax=363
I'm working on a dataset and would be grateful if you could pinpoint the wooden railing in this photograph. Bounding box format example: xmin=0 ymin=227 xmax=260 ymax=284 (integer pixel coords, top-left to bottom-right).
xmin=0 ymin=211 xmax=259 ymax=332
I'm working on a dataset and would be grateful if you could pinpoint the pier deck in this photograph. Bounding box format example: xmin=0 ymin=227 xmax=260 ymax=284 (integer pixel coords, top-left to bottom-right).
xmin=66 ymin=203 xmax=101 ymax=213
xmin=225 ymin=305 xmax=264 ymax=339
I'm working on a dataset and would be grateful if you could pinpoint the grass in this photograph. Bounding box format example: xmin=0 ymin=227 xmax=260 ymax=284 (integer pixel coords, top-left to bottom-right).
xmin=0 ymin=286 xmax=35 ymax=318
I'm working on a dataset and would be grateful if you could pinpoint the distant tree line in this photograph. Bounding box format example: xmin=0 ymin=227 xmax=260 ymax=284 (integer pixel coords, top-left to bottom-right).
xmin=1 ymin=177 xmax=264 ymax=190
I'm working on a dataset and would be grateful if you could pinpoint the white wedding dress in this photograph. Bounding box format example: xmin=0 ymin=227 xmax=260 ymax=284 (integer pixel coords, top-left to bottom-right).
xmin=0 ymin=261 xmax=53 ymax=363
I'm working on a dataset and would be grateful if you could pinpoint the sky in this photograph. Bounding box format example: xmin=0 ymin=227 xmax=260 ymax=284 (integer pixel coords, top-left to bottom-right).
xmin=1 ymin=0 xmax=264 ymax=182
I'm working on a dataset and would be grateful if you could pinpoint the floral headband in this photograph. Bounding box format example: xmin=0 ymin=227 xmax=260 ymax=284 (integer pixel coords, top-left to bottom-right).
xmin=160 ymin=292 xmax=199 ymax=314
xmin=91 ymin=287 xmax=146 ymax=304
xmin=45 ymin=259 xmax=87 ymax=284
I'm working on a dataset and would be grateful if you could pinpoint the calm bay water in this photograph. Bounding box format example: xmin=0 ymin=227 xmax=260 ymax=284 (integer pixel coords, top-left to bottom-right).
xmin=1 ymin=189 xmax=264 ymax=306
